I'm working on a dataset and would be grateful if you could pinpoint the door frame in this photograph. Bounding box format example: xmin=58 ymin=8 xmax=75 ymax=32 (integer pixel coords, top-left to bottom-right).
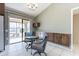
xmin=71 ymin=7 xmax=79 ymax=51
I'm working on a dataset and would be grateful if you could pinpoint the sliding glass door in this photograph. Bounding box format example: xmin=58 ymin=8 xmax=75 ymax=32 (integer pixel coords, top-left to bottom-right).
xmin=22 ymin=20 xmax=30 ymax=41
xmin=9 ymin=17 xmax=30 ymax=44
xmin=9 ymin=17 xmax=23 ymax=44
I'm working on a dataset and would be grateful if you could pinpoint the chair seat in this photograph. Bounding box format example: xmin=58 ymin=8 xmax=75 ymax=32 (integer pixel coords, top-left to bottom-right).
xmin=32 ymin=44 xmax=43 ymax=52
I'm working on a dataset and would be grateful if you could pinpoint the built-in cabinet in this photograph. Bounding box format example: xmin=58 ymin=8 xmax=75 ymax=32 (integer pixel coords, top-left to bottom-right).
xmin=0 ymin=16 xmax=4 ymax=51
xmin=0 ymin=3 xmax=5 ymax=51
xmin=47 ymin=33 xmax=71 ymax=47
xmin=61 ymin=34 xmax=70 ymax=47
xmin=0 ymin=3 xmax=5 ymax=15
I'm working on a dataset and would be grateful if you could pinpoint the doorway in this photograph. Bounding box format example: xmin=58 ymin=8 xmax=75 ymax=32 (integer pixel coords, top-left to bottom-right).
xmin=72 ymin=7 xmax=79 ymax=54
xmin=9 ymin=17 xmax=30 ymax=44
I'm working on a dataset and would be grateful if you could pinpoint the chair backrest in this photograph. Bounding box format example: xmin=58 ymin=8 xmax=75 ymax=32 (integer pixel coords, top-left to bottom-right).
xmin=38 ymin=32 xmax=48 ymax=51
xmin=25 ymin=32 xmax=34 ymax=36
xmin=37 ymin=32 xmax=47 ymax=39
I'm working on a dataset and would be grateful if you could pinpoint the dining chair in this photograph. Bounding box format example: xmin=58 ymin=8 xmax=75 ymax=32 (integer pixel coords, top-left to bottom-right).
xmin=31 ymin=32 xmax=48 ymax=56
xmin=24 ymin=32 xmax=33 ymax=51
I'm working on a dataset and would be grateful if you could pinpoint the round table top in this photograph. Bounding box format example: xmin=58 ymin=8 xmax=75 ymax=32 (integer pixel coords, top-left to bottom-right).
xmin=25 ymin=36 xmax=39 ymax=39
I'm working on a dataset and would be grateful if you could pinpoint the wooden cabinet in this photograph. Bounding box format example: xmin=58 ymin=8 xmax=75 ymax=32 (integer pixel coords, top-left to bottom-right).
xmin=61 ymin=34 xmax=70 ymax=47
xmin=53 ymin=33 xmax=62 ymax=45
xmin=47 ymin=33 xmax=71 ymax=47
xmin=48 ymin=33 xmax=53 ymax=42
xmin=0 ymin=3 xmax=5 ymax=15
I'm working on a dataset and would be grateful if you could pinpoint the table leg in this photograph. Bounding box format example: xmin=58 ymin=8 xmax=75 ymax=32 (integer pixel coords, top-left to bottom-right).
xmin=31 ymin=39 xmax=33 ymax=55
xmin=31 ymin=49 xmax=32 ymax=55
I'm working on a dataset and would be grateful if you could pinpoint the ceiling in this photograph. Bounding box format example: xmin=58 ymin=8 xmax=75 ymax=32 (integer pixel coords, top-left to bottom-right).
xmin=5 ymin=3 xmax=51 ymax=18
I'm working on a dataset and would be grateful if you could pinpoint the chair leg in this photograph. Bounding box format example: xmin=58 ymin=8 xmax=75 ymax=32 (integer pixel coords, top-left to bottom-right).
xmin=31 ymin=49 xmax=32 ymax=55
xmin=33 ymin=51 xmax=38 ymax=56
xmin=25 ymin=46 xmax=28 ymax=51
xmin=33 ymin=51 xmax=42 ymax=56
xmin=38 ymin=52 xmax=41 ymax=56
xmin=43 ymin=52 xmax=47 ymax=56
xmin=25 ymin=43 xmax=31 ymax=51
xmin=33 ymin=51 xmax=47 ymax=56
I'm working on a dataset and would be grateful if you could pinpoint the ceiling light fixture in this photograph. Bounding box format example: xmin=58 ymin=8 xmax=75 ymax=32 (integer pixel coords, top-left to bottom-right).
xmin=26 ymin=3 xmax=38 ymax=10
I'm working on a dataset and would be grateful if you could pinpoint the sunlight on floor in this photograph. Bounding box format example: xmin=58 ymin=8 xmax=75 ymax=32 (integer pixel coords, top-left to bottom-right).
xmin=9 ymin=37 xmax=24 ymax=44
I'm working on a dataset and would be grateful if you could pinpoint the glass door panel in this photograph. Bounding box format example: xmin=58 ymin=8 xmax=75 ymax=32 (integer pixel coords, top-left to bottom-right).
xmin=22 ymin=20 xmax=30 ymax=41
xmin=9 ymin=17 xmax=22 ymax=44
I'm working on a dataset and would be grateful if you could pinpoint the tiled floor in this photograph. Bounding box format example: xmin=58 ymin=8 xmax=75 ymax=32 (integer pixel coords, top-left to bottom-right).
xmin=9 ymin=37 xmax=24 ymax=44
xmin=0 ymin=42 xmax=79 ymax=56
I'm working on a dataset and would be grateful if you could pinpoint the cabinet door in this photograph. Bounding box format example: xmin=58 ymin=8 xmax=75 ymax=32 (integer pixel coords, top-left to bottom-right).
xmin=61 ymin=34 xmax=70 ymax=47
xmin=0 ymin=3 xmax=5 ymax=15
xmin=53 ymin=33 xmax=62 ymax=44
xmin=48 ymin=33 xmax=54 ymax=42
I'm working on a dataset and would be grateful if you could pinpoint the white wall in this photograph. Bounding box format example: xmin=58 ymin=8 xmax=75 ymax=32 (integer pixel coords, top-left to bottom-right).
xmin=35 ymin=3 xmax=79 ymax=34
